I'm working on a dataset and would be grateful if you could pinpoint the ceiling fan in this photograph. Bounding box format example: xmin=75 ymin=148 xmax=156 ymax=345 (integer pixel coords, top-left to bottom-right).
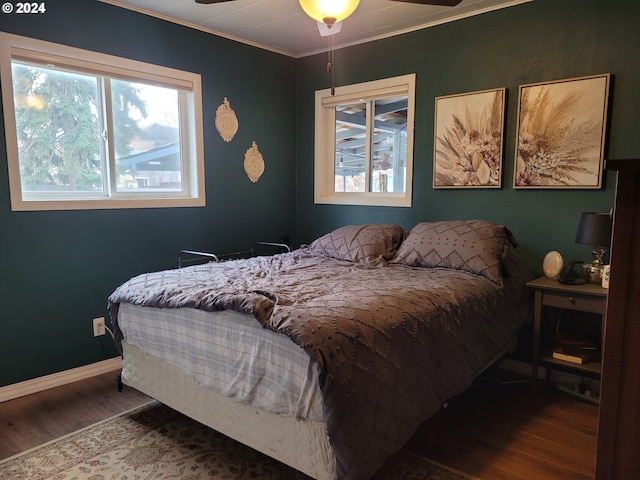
xmin=194 ymin=0 xmax=463 ymax=27
xmin=194 ymin=0 xmax=464 ymax=16
xmin=195 ymin=0 xmax=462 ymax=3
xmin=194 ymin=0 xmax=463 ymax=94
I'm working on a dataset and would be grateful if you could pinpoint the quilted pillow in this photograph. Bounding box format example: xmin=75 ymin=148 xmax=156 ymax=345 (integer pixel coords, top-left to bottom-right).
xmin=390 ymin=220 xmax=515 ymax=284
xmin=307 ymin=224 xmax=405 ymax=265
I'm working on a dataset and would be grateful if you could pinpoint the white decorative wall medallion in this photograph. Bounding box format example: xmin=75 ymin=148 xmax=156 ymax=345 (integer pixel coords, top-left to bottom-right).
xmin=215 ymin=97 xmax=238 ymax=142
xmin=244 ymin=141 xmax=265 ymax=183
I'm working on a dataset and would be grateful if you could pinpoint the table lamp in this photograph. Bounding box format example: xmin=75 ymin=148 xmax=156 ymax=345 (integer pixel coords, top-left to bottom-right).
xmin=574 ymin=211 xmax=612 ymax=283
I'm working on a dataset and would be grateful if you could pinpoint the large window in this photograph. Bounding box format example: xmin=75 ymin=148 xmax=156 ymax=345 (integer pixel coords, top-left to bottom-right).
xmin=0 ymin=33 xmax=205 ymax=211
xmin=314 ymin=74 xmax=415 ymax=207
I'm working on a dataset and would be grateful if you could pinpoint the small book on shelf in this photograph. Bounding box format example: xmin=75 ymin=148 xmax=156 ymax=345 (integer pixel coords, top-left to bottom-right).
xmin=552 ymin=347 xmax=597 ymax=365
xmin=556 ymin=333 xmax=594 ymax=348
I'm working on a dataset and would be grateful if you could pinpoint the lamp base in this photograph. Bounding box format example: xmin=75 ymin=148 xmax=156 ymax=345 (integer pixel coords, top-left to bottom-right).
xmin=582 ymin=262 xmax=604 ymax=283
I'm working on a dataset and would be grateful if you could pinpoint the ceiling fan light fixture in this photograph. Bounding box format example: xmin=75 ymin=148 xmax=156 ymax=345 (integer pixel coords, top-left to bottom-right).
xmin=299 ymin=0 xmax=360 ymax=26
xmin=318 ymin=20 xmax=343 ymax=36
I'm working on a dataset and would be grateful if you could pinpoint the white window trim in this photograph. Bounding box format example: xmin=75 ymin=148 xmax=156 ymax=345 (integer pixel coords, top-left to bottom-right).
xmin=314 ymin=74 xmax=415 ymax=207
xmin=0 ymin=33 xmax=205 ymax=211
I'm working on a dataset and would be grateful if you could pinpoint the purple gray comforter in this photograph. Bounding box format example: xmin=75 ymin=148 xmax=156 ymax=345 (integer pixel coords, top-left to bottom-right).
xmin=108 ymin=248 xmax=533 ymax=480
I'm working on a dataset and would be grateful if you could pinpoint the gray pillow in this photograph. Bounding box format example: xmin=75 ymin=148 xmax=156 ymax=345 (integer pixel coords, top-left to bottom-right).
xmin=307 ymin=224 xmax=405 ymax=265
xmin=390 ymin=220 xmax=515 ymax=284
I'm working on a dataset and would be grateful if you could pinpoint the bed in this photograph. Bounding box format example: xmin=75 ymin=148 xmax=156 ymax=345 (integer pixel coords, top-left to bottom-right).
xmin=108 ymin=220 xmax=534 ymax=480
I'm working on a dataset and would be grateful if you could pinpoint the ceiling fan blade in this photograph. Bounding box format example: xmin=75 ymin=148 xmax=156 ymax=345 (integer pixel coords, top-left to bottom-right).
xmin=195 ymin=0 xmax=235 ymax=4
xmin=389 ymin=0 xmax=463 ymax=5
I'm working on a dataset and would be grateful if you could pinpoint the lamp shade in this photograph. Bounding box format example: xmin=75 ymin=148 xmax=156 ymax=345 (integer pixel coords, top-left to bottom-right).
xmin=299 ymin=0 xmax=360 ymax=25
xmin=575 ymin=212 xmax=612 ymax=246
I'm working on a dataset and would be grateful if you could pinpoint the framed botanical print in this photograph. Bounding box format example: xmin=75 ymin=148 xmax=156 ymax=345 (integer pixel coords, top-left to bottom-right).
xmin=513 ymin=74 xmax=610 ymax=189
xmin=433 ymin=87 xmax=505 ymax=188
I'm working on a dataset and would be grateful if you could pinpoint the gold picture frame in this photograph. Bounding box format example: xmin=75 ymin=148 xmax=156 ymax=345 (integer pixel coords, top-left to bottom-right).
xmin=433 ymin=87 xmax=505 ymax=188
xmin=513 ymin=74 xmax=610 ymax=189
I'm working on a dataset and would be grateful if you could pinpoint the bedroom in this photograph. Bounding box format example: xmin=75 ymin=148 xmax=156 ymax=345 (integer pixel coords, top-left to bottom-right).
xmin=0 ymin=0 xmax=638 ymax=478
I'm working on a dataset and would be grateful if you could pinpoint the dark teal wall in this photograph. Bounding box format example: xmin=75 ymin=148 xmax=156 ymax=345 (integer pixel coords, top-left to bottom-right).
xmin=0 ymin=1 xmax=297 ymax=386
xmin=295 ymin=0 xmax=639 ymax=271
xmin=1 ymin=0 xmax=638 ymax=387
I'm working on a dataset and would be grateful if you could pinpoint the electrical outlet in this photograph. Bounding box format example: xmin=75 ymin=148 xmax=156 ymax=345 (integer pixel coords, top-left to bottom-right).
xmin=93 ymin=317 xmax=106 ymax=337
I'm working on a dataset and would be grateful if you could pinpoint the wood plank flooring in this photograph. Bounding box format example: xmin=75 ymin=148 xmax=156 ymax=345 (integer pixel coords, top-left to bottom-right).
xmin=0 ymin=371 xmax=150 ymax=460
xmin=0 ymin=369 xmax=598 ymax=479
xmin=406 ymin=373 xmax=598 ymax=479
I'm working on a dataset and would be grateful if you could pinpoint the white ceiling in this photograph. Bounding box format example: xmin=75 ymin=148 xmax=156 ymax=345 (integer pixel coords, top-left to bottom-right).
xmin=100 ymin=0 xmax=530 ymax=58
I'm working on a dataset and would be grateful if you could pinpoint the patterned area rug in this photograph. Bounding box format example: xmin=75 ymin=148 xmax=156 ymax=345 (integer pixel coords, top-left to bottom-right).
xmin=0 ymin=402 xmax=478 ymax=480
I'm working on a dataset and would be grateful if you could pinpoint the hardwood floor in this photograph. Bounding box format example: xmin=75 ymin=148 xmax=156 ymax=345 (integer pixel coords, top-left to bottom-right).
xmin=0 ymin=371 xmax=150 ymax=460
xmin=407 ymin=372 xmax=598 ymax=480
xmin=0 ymin=369 xmax=598 ymax=479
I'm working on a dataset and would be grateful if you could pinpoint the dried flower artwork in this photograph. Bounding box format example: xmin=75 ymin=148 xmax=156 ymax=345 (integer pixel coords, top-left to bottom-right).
xmin=433 ymin=88 xmax=505 ymax=188
xmin=514 ymin=74 xmax=610 ymax=189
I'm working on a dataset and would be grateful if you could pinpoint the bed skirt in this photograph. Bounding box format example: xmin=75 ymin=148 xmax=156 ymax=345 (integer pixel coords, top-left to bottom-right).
xmin=121 ymin=341 xmax=336 ymax=480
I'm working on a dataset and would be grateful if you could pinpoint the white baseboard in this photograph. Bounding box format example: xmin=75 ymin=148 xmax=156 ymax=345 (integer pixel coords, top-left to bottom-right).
xmin=0 ymin=357 xmax=123 ymax=403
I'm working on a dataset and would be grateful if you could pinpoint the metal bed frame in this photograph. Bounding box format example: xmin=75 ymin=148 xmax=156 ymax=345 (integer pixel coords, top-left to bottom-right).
xmin=178 ymin=241 xmax=291 ymax=268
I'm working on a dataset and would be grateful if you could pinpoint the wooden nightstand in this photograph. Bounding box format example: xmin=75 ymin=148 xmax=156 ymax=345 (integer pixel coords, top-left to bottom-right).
xmin=527 ymin=276 xmax=608 ymax=392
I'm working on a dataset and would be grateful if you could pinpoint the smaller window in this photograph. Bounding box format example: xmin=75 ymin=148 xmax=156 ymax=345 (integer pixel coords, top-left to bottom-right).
xmin=0 ymin=33 xmax=205 ymax=211
xmin=314 ymin=74 xmax=415 ymax=207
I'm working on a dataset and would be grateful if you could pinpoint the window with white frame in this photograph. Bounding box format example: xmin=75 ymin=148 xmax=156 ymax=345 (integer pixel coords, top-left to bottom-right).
xmin=0 ymin=33 xmax=205 ymax=211
xmin=314 ymin=74 xmax=415 ymax=207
